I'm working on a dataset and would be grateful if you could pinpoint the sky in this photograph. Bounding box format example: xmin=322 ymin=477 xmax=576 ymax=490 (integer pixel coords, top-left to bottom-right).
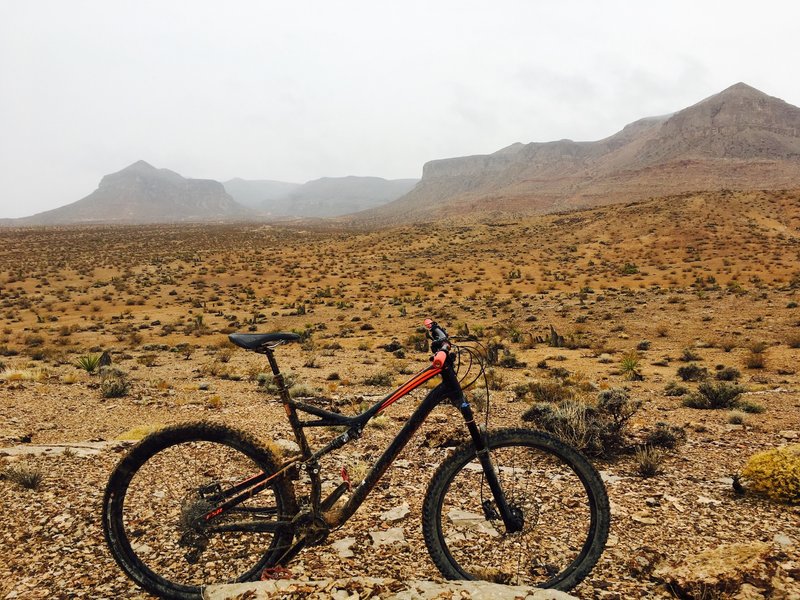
xmin=2 ymin=0 xmax=800 ymax=218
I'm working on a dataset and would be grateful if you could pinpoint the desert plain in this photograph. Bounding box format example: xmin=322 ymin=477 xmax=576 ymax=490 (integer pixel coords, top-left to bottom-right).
xmin=1 ymin=189 xmax=799 ymax=599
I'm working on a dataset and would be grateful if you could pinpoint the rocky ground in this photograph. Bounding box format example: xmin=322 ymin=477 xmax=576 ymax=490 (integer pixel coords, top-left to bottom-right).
xmin=1 ymin=217 xmax=800 ymax=598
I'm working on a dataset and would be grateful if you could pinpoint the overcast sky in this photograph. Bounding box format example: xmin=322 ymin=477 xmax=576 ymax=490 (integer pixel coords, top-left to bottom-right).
xmin=2 ymin=1 xmax=799 ymax=218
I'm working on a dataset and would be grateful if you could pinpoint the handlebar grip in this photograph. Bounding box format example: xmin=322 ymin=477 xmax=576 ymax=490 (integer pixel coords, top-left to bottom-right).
xmin=432 ymin=350 xmax=447 ymax=369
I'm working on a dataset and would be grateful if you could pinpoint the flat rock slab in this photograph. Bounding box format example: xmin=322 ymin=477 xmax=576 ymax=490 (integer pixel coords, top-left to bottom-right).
xmin=203 ymin=577 xmax=578 ymax=600
xmin=0 ymin=440 xmax=127 ymax=458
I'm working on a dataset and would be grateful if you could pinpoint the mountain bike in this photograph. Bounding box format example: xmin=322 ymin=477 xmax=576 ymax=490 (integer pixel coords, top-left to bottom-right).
xmin=102 ymin=320 xmax=609 ymax=599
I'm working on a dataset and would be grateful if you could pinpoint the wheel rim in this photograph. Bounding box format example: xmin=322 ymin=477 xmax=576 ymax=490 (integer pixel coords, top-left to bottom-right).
xmin=110 ymin=439 xmax=286 ymax=593
xmin=435 ymin=440 xmax=598 ymax=587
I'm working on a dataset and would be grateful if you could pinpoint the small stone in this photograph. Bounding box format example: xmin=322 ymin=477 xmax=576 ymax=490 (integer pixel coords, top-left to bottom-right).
xmin=275 ymin=439 xmax=300 ymax=455
xmin=773 ymin=533 xmax=794 ymax=548
xmin=380 ymin=503 xmax=410 ymax=523
xmin=632 ymin=512 xmax=657 ymax=525
xmin=697 ymin=495 xmax=721 ymax=505
xmin=600 ymin=471 xmax=623 ymax=484
xmin=369 ymin=527 xmax=405 ymax=546
xmin=198 ymin=382 xmax=211 ymax=391
xmin=779 ymin=430 xmax=798 ymax=440
xmin=332 ymin=537 xmax=356 ymax=558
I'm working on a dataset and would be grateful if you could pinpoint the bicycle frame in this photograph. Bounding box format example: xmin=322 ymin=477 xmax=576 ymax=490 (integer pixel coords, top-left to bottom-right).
xmin=202 ymin=333 xmax=520 ymax=563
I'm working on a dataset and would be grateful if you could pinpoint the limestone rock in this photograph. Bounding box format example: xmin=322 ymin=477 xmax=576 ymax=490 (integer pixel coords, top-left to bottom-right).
xmin=653 ymin=542 xmax=776 ymax=598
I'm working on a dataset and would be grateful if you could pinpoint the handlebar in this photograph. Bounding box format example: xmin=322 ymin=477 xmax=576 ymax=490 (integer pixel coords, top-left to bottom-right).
xmin=424 ymin=319 xmax=450 ymax=368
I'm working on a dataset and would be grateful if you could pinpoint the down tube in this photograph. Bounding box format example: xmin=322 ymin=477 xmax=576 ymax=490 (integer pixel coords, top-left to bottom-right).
xmin=329 ymin=384 xmax=450 ymax=525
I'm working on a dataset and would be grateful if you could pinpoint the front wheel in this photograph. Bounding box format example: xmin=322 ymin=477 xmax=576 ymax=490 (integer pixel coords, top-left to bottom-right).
xmin=422 ymin=428 xmax=609 ymax=591
xmin=102 ymin=423 xmax=297 ymax=600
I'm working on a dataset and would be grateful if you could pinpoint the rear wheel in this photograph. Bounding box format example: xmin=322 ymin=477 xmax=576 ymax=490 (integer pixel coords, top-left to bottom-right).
xmin=422 ymin=428 xmax=609 ymax=591
xmin=103 ymin=423 xmax=296 ymax=599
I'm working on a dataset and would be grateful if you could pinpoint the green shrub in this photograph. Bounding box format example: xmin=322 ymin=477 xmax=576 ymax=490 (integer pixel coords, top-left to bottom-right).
xmin=676 ymin=364 xmax=708 ymax=382
xmin=680 ymin=348 xmax=702 ymax=362
xmin=682 ymin=381 xmax=744 ymax=409
xmin=364 ymin=371 xmax=393 ymax=387
xmin=620 ymin=351 xmax=643 ymax=381
xmin=715 ymin=366 xmax=741 ymax=381
xmin=529 ymin=380 xmax=574 ymax=403
xmin=664 ymin=381 xmax=689 ymax=397
xmin=645 ymin=422 xmax=686 ymax=449
xmin=741 ymin=444 xmax=800 ymax=503
xmin=76 ymin=354 xmax=101 ymax=373
xmin=738 ymin=399 xmax=766 ymax=414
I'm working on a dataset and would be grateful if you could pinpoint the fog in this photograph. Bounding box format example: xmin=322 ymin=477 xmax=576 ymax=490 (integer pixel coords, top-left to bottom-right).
xmin=2 ymin=0 xmax=799 ymax=217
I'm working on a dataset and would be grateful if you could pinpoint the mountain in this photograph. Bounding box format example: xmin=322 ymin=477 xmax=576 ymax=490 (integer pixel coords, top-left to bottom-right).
xmin=10 ymin=161 xmax=254 ymax=225
xmin=357 ymin=83 xmax=800 ymax=223
xmin=285 ymin=176 xmax=418 ymax=217
xmin=225 ymin=175 xmax=418 ymax=217
xmin=222 ymin=178 xmax=301 ymax=211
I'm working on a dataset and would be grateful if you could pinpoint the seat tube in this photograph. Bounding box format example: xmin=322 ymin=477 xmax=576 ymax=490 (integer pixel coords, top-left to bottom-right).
xmin=264 ymin=349 xmax=312 ymax=458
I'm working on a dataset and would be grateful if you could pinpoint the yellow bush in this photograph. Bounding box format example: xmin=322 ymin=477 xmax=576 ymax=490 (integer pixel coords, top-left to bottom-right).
xmin=741 ymin=444 xmax=800 ymax=504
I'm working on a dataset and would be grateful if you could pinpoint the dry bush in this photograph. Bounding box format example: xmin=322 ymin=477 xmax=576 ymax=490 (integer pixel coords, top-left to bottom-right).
xmin=634 ymin=446 xmax=665 ymax=478
xmin=522 ymin=388 xmax=641 ymax=457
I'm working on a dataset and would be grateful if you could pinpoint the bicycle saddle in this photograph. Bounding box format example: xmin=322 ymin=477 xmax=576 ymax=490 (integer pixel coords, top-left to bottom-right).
xmin=228 ymin=332 xmax=301 ymax=350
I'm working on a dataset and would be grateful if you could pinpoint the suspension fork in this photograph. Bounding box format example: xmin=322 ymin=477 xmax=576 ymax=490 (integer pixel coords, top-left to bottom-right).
xmin=442 ymin=364 xmax=523 ymax=534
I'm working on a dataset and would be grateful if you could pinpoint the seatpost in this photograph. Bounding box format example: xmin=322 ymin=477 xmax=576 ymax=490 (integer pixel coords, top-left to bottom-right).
xmin=264 ymin=349 xmax=291 ymax=402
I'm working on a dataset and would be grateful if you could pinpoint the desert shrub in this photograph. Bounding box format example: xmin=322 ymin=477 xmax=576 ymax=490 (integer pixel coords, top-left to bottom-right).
xmin=741 ymin=444 xmax=800 ymax=503
xmin=679 ymin=347 xmax=702 ymax=362
xmin=676 ymin=364 xmax=708 ymax=382
xmin=528 ymin=380 xmax=574 ymax=403
xmin=620 ymin=351 xmax=643 ymax=381
xmin=3 ymin=463 xmax=44 ymax=490
xmin=24 ymin=335 xmax=44 ymax=348
xmin=682 ymin=381 xmax=744 ymax=409
xmin=744 ymin=351 xmax=766 ymax=369
xmin=326 ymin=372 xmax=340 ymax=381
xmin=634 ymin=446 xmax=665 ymax=478
xmin=522 ymin=388 xmax=641 ymax=457
xmin=664 ymin=381 xmax=689 ymax=397
xmin=363 ymin=371 xmax=393 ymax=387
xmin=137 ymin=354 xmax=158 ymax=367
xmin=99 ymin=367 xmax=130 ymax=398
xmin=728 ymin=410 xmax=747 ymax=425
xmin=288 ymin=383 xmax=317 ymax=399
xmin=785 ymin=334 xmax=800 ymax=349
xmin=715 ymin=366 xmax=741 ymax=381
xmin=645 ymin=422 xmax=687 ymax=449
xmin=636 ymin=340 xmax=651 ymax=351
xmin=522 ymin=401 xmax=601 ymax=454
xmin=737 ymin=399 xmax=766 ymax=414
xmin=499 ymin=349 xmax=526 ymax=369
xmin=259 ymin=371 xmax=297 ymax=394
xmin=484 ymin=368 xmax=506 ymax=391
